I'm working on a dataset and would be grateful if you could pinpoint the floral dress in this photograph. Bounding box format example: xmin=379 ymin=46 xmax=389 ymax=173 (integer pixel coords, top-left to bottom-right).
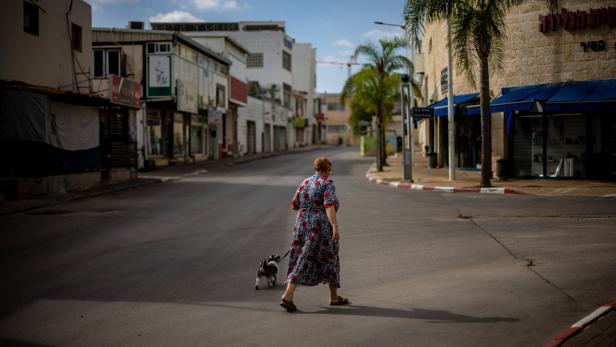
xmin=286 ymin=174 xmax=340 ymax=288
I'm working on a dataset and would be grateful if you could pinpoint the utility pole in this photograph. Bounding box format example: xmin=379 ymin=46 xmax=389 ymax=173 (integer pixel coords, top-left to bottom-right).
xmin=447 ymin=19 xmax=456 ymax=181
xmin=401 ymin=74 xmax=413 ymax=182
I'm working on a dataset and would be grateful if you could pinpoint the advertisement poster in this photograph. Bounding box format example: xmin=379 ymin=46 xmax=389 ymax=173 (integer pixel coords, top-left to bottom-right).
xmin=147 ymin=55 xmax=172 ymax=97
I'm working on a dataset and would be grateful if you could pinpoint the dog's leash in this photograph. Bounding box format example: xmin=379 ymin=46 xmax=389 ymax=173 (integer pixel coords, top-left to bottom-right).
xmin=281 ymin=249 xmax=291 ymax=260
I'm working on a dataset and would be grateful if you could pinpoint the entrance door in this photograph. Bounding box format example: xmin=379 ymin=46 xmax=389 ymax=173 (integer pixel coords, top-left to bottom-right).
xmin=264 ymin=124 xmax=271 ymax=152
xmin=246 ymin=120 xmax=256 ymax=154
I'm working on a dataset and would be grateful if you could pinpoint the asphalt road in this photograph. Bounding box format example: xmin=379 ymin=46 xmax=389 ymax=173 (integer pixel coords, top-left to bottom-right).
xmin=1 ymin=147 xmax=615 ymax=347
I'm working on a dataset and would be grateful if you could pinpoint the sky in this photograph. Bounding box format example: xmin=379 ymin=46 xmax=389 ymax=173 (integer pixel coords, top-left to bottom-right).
xmin=87 ymin=0 xmax=407 ymax=94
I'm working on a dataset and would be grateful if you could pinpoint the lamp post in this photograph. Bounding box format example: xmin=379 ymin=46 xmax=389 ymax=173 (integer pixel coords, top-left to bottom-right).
xmin=446 ymin=20 xmax=455 ymax=180
xmin=374 ymin=21 xmax=413 ymax=181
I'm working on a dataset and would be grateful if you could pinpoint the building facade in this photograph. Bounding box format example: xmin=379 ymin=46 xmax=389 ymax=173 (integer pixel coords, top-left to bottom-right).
xmin=317 ymin=94 xmax=353 ymax=145
xmin=150 ymin=21 xmax=319 ymax=152
xmin=92 ymin=28 xmax=231 ymax=168
xmin=416 ymin=0 xmax=616 ymax=179
xmin=0 ymin=0 xmax=139 ymax=199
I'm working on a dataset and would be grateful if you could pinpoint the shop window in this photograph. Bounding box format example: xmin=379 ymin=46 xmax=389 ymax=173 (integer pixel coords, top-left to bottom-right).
xmin=191 ymin=125 xmax=205 ymax=155
xmin=146 ymin=111 xmax=164 ymax=156
xmin=173 ymin=117 xmax=185 ymax=156
xmin=92 ymin=49 xmax=121 ymax=78
xmin=71 ymin=23 xmax=82 ymax=52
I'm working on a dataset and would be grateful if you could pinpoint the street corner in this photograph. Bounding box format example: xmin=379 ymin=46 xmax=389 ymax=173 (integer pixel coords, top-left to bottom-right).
xmin=365 ymin=168 xmax=529 ymax=195
xmin=543 ymin=300 xmax=616 ymax=347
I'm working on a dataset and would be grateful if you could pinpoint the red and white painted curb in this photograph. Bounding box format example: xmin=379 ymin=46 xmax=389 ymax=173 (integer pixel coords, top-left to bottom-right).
xmin=365 ymin=172 xmax=527 ymax=195
xmin=543 ymin=300 xmax=616 ymax=347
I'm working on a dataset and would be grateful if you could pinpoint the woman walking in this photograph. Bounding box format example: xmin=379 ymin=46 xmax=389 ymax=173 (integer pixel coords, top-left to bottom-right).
xmin=280 ymin=157 xmax=350 ymax=312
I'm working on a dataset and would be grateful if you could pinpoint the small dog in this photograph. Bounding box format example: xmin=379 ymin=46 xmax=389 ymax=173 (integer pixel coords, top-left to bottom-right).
xmin=255 ymin=254 xmax=281 ymax=290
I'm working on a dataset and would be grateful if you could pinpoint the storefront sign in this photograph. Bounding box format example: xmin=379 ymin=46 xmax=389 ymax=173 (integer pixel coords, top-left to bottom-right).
xmin=412 ymin=107 xmax=434 ymax=118
xmin=147 ymin=55 xmax=172 ymax=97
xmin=109 ymin=75 xmax=142 ymax=109
xmin=440 ymin=67 xmax=448 ymax=95
xmin=539 ymin=7 xmax=616 ymax=33
xmin=207 ymin=108 xmax=223 ymax=124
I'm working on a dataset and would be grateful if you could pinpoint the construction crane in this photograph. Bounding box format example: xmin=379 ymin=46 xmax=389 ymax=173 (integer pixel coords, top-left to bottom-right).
xmin=317 ymin=57 xmax=361 ymax=78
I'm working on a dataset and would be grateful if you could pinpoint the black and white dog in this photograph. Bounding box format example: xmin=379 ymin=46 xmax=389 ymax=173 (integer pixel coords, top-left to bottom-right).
xmin=255 ymin=254 xmax=281 ymax=290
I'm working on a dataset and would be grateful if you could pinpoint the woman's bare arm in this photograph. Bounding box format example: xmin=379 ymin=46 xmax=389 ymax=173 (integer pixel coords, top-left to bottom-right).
xmin=325 ymin=205 xmax=339 ymax=243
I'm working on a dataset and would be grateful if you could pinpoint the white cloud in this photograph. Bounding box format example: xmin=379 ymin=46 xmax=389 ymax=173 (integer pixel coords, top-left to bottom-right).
xmin=149 ymin=10 xmax=203 ymax=23
xmin=363 ymin=27 xmax=406 ymax=40
xmin=86 ymin=0 xmax=137 ymax=12
xmin=333 ymin=39 xmax=353 ymax=48
xmin=192 ymin=0 xmax=239 ymax=10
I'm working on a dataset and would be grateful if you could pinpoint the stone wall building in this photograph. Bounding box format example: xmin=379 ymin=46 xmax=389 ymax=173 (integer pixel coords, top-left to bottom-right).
xmin=415 ymin=0 xmax=616 ymax=179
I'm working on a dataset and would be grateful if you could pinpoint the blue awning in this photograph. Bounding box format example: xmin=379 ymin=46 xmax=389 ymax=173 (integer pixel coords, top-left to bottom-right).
xmin=545 ymin=79 xmax=616 ymax=112
xmin=490 ymin=83 xmax=561 ymax=113
xmin=465 ymin=83 xmax=561 ymax=128
xmin=432 ymin=93 xmax=479 ymax=117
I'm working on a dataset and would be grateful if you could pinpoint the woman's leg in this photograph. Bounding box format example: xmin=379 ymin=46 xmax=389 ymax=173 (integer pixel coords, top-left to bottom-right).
xmin=282 ymin=283 xmax=297 ymax=302
xmin=328 ymin=282 xmax=338 ymax=301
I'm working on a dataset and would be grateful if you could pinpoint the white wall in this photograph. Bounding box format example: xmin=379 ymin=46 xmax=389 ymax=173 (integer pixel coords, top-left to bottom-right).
xmin=0 ymin=0 xmax=92 ymax=93
xmin=237 ymin=96 xmax=265 ymax=154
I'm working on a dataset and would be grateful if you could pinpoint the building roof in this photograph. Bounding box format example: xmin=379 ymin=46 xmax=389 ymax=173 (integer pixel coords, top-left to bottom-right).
xmin=180 ymin=32 xmax=250 ymax=54
xmin=92 ymin=27 xmax=231 ymax=66
xmin=151 ymin=21 xmax=286 ymax=32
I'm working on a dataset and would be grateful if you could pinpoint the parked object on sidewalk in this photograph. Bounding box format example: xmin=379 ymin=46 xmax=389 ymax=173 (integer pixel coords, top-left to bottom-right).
xmin=427 ymin=152 xmax=437 ymax=168
xmin=496 ymin=159 xmax=509 ymax=180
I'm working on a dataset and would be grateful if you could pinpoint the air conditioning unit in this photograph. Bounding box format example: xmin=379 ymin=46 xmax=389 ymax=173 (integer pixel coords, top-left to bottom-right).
xmin=129 ymin=21 xmax=144 ymax=30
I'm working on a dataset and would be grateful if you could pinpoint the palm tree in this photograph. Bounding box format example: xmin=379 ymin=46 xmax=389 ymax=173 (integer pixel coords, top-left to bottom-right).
xmin=343 ymin=37 xmax=420 ymax=172
xmin=404 ymin=0 xmax=558 ymax=187
xmin=341 ymin=69 xmax=401 ymax=163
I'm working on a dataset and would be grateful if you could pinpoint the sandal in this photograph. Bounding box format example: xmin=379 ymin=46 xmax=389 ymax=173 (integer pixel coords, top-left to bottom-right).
xmin=330 ymin=296 xmax=351 ymax=306
xmin=280 ymin=298 xmax=298 ymax=312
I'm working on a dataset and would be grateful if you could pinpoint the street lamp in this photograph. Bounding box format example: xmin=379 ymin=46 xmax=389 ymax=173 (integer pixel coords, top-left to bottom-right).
xmin=374 ymin=20 xmax=413 ymax=182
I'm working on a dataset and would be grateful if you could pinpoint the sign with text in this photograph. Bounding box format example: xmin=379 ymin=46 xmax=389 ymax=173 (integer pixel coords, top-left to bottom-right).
xmin=109 ymin=75 xmax=142 ymax=109
xmin=539 ymin=7 xmax=616 ymax=33
xmin=411 ymin=107 xmax=434 ymax=118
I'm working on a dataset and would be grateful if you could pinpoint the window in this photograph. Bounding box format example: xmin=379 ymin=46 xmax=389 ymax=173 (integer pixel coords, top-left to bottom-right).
xmin=71 ymin=23 xmax=82 ymax=52
xmin=92 ymin=49 xmax=121 ymax=78
xmin=282 ymin=51 xmax=292 ymax=71
xmin=23 ymin=1 xmax=39 ymax=36
xmin=147 ymin=42 xmax=172 ymax=54
xmin=327 ymin=103 xmax=345 ymax=111
xmin=247 ymin=53 xmax=263 ymax=68
xmin=284 ymin=36 xmax=294 ymax=49
xmin=328 ymin=125 xmax=347 ymax=133
xmin=283 ymin=83 xmax=292 ymax=108
xmin=216 ymin=84 xmax=226 ymax=108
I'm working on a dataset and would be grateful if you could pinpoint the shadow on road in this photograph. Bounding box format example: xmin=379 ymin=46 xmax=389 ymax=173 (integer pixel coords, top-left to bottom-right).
xmin=304 ymin=305 xmax=518 ymax=323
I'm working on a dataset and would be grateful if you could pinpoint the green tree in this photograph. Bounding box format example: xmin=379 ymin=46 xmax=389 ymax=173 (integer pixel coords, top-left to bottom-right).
xmin=342 ymin=37 xmax=420 ymax=172
xmin=404 ymin=0 xmax=558 ymax=186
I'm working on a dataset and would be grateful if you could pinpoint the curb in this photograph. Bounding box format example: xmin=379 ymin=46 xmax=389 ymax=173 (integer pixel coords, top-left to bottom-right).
xmin=543 ymin=300 xmax=616 ymax=347
xmin=365 ymin=172 xmax=528 ymax=195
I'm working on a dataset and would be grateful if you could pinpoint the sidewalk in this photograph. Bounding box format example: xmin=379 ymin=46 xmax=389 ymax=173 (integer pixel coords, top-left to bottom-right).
xmin=0 ymin=145 xmax=329 ymax=216
xmin=367 ymin=150 xmax=616 ymax=197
